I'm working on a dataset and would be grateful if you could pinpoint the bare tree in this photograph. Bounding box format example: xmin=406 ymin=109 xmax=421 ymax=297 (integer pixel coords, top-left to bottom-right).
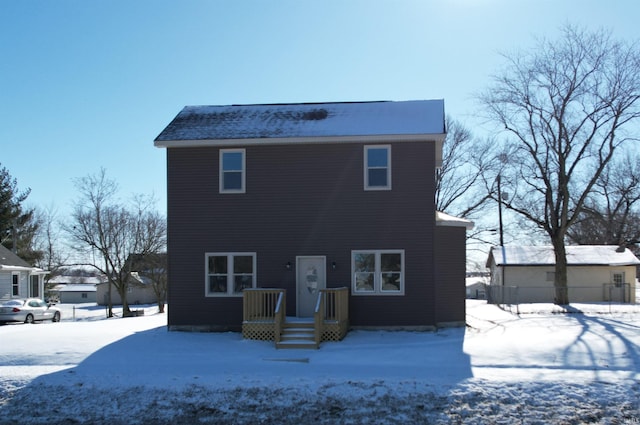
xmin=568 ymin=154 xmax=640 ymax=250
xmin=436 ymin=117 xmax=494 ymax=217
xmin=479 ymin=25 xmax=640 ymax=304
xmin=436 ymin=117 xmax=499 ymax=257
xmin=33 ymin=205 xmax=70 ymax=292
xmin=65 ymin=169 xmax=166 ymax=317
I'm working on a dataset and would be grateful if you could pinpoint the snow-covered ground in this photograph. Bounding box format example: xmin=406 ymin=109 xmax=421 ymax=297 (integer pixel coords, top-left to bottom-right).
xmin=0 ymin=300 xmax=639 ymax=424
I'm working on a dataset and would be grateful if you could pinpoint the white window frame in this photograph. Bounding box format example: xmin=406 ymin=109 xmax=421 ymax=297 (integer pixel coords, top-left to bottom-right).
xmin=351 ymin=250 xmax=404 ymax=296
xmin=364 ymin=145 xmax=391 ymax=190
xmin=12 ymin=272 xmax=20 ymax=297
xmin=205 ymin=252 xmax=257 ymax=297
xmin=219 ymin=149 xmax=246 ymax=194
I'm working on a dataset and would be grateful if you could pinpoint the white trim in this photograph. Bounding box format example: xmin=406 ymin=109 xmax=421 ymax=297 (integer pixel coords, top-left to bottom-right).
xmin=351 ymin=250 xmax=405 ymax=296
xmin=219 ymin=149 xmax=246 ymax=194
xmin=364 ymin=145 xmax=392 ymax=191
xmin=155 ymin=133 xmax=445 ymax=149
xmin=204 ymin=252 xmax=257 ymax=297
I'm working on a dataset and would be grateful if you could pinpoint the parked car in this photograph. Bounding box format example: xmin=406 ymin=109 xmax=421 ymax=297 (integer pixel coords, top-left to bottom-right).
xmin=0 ymin=298 xmax=61 ymax=324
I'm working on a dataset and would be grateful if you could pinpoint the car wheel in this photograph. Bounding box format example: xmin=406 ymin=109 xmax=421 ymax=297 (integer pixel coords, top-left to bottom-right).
xmin=25 ymin=314 xmax=34 ymax=324
xmin=52 ymin=311 xmax=61 ymax=322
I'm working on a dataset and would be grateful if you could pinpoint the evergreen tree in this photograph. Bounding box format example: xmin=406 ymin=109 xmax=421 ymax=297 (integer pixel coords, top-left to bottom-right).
xmin=0 ymin=163 xmax=41 ymax=264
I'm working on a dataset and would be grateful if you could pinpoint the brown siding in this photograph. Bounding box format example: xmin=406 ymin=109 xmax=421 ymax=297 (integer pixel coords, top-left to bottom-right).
xmin=434 ymin=226 xmax=466 ymax=324
xmin=166 ymin=140 xmax=438 ymax=329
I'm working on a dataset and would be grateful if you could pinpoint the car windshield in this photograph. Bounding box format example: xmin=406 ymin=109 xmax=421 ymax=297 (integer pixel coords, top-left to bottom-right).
xmin=1 ymin=300 xmax=24 ymax=306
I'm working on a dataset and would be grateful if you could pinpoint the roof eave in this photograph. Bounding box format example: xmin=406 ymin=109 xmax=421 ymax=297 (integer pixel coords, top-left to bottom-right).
xmin=154 ymin=133 xmax=445 ymax=148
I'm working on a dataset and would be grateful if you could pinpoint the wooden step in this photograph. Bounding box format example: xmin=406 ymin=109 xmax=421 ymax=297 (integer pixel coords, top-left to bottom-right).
xmin=276 ymin=322 xmax=319 ymax=349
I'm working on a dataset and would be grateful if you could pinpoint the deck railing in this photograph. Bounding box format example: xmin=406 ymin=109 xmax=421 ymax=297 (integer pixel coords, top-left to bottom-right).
xmin=314 ymin=287 xmax=349 ymax=342
xmin=243 ymin=287 xmax=349 ymax=344
xmin=242 ymin=288 xmax=285 ymax=341
xmin=274 ymin=290 xmax=286 ymax=344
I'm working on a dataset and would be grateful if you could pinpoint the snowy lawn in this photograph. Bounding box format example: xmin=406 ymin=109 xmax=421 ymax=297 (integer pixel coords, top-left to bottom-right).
xmin=0 ymin=300 xmax=639 ymax=424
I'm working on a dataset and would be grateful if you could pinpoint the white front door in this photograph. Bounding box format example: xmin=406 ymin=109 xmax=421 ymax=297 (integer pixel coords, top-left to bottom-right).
xmin=296 ymin=256 xmax=326 ymax=317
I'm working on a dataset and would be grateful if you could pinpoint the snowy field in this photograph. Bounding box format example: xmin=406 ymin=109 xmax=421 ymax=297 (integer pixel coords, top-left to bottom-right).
xmin=0 ymin=299 xmax=639 ymax=425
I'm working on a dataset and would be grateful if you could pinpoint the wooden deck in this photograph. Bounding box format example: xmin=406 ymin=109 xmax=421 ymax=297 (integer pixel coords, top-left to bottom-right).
xmin=242 ymin=288 xmax=349 ymax=349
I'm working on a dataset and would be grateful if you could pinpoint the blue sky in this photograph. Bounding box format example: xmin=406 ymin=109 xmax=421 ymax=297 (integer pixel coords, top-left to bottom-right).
xmin=1 ymin=0 xmax=638 ymax=218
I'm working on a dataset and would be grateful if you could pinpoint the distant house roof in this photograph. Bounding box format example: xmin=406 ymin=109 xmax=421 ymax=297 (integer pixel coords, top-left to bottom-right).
xmin=154 ymin=100 xmax=446 ymax=147
xmin=58 ymin=284 xmax=97 ymax=293
xmin=48 ymin=275 xmax=108 ymax=285
xmin=487 ymin=245 xmax=640 ymax=267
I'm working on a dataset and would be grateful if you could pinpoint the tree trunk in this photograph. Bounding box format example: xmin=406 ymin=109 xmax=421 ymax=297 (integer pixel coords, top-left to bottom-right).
xmin=117 ymin=284 xmax=131 ymax=316
xmin=157 ymin=301 xmax=165 ymax=313
xmin=552 ymin=239 xmax=570 ymax=305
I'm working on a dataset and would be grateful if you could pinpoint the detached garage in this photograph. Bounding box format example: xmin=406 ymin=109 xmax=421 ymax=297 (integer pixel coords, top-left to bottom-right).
xmin=486 ymin=245 xmax=639 ymax=304
xmin=58 ymin=284 xmax=97 ymax=304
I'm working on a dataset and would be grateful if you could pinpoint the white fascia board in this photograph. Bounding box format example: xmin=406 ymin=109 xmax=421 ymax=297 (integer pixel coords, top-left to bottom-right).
xmin=154 ymin=133 xmax=446 ymax=148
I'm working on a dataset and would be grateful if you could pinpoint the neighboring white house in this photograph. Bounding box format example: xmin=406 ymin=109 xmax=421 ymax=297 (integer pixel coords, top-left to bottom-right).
xmin=0 ymin=244 xmax=47 ymax=300
xmin=486 ymin=245 xmax=639 ymax=304
xmin=96 ymin=272 xmax=156 ymax=306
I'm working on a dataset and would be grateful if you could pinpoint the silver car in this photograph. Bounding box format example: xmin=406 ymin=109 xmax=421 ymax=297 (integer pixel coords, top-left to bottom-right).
xmin=0 ymin=298 xmax=61 ymax=324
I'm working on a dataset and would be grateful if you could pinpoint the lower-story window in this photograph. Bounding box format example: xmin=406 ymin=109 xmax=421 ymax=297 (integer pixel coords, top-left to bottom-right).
xmin=352 ymin=250 xmax=404 ymax=295
xmin=205 ymin=253 xmax=256 ymax=296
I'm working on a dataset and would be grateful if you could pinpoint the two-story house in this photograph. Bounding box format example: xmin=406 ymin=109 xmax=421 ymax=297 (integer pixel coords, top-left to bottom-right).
xmin=154 ymin=100 xmax=471 ymax=335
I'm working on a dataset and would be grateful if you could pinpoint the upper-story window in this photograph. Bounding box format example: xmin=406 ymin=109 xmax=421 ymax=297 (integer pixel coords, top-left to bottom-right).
xmin=364 ymin=145 xmax=391 ymax=190
xmin=220 ymin=149 xmax=245 ymax=193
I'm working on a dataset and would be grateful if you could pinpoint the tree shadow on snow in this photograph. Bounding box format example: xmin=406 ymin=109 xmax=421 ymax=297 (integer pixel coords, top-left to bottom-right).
xmin=561 ymin=312 xmax=640 ymax=381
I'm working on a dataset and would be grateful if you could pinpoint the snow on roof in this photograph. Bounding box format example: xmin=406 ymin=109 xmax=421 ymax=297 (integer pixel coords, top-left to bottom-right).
xmin=58 ymin=284 xmax=97 ymax=293
xmin=48 ymin=275 xmax=107 ymax=285
xmin=154 ymin=100 xmax=445 ymax=146
xmin=488 ymin=245 xmax=640 ymax=267
xmin=436 ymin=211 xmax=474 ymax=230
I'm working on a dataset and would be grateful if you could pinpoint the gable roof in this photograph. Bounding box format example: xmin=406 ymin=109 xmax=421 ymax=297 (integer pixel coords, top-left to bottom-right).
xmin=154 ymin=100 xmax=446 ymax=147
xmin=0 ymin=244 xmax=31 ymax=269
xmin=488 ymin=245 xmax=640 ymax=267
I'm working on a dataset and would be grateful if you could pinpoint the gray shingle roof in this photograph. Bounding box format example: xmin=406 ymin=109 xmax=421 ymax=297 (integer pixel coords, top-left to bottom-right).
xmin=0 ymin=244 xmax=31 ymax=268
xmin=155 ymin=100 xmax=445 ymax=146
